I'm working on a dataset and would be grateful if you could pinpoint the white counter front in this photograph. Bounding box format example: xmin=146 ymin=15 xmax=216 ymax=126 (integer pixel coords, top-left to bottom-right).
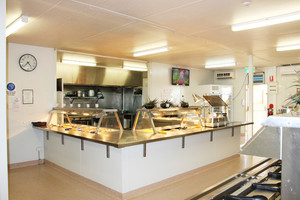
xmin=44 ymin=125 xmax=244 ymax=197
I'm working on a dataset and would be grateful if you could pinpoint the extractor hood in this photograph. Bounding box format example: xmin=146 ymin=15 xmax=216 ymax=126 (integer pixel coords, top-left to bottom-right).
xmin=56 ymin=50 xmax=146 ymax=87
xmin=240 ymin=113 xmax=300 ymax=159
xmin=240 ymin=113 xmax=300 ymax=199
xmin=57 ymin=64 xmax=144 ymax=87
xmin=240 ymin=126 xmax=281 ymax=159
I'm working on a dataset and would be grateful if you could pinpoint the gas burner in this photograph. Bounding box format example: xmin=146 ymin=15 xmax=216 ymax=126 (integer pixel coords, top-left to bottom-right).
xmin=268 ymin=172 xmax=281 ymax=180
xmin=224 ymin=194 xmax=267 ymax=200
xmin=252 ymin=183 xmax=281 ymax=192
xmin=187 ymin=159 xmax=281 ymax=200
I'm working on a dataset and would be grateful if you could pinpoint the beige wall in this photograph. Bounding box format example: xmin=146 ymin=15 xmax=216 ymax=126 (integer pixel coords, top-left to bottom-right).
xmin=1 ymin=0 xmax=8 ymax=198
xmin=276 ymin=67 xmax=299 ymax=110
xmin=147 ymin=62 xmax=214 ymax=106
xmin=214 ymin=66 xmax=298 ymax=122
xmin=7 ymin=43 xmax=56 ymax=164
xmin=214 ymin=68 xmax=247 ymax=122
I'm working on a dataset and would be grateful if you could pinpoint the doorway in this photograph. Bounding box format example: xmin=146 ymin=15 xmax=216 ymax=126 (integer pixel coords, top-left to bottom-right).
xmin=253 ymin=84 xmax=268 ymax=134
xmin=244 ymin=84 xmax=268 ymax=144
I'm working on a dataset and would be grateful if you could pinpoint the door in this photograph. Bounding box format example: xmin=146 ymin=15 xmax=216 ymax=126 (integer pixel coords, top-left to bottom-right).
xmin=253 ymin=84 xmax=268 ymax=134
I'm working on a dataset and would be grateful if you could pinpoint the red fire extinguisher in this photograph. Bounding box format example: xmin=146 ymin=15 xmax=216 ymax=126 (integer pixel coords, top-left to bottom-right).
xmin=268 ymin=104 xmax=274 ymax=116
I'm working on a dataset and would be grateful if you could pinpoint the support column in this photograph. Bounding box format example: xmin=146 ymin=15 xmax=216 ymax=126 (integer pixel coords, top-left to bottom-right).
xmin=0 ymin=0 xmax=9 ymax=198
xmin=248 ymin=55 xmax=254 ymax=140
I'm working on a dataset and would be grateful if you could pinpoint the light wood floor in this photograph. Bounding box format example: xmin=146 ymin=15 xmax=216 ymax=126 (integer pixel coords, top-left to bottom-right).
xmin=8 ymin=155 xmax=265 ymax=200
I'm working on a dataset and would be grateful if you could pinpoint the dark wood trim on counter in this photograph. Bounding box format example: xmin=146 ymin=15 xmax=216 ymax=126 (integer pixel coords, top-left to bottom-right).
xmin=34 ymin=122 xmax=253 ymax=149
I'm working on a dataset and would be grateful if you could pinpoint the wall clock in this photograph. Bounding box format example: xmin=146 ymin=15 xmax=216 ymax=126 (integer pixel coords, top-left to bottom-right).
xmin=19 ymin=54 xmax=37 ymax=72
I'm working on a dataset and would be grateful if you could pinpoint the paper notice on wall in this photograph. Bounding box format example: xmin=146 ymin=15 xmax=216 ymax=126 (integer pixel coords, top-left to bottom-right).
xmin=8 ymin=96 xmax=21 ymax=110
xmin=268 ymin=82 xmax=278 ymax=94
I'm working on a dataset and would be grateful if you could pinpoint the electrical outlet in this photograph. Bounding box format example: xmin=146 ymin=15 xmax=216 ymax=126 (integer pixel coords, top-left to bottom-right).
xmin=36 ymin=146 xmax=41 ymax=152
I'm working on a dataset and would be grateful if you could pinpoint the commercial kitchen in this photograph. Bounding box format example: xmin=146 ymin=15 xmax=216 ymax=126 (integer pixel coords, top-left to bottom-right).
xmin=1 ymin=0 xmax=300 ymax=199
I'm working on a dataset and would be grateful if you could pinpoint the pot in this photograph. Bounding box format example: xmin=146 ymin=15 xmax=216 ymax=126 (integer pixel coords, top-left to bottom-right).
xmin=89 ymin=89 xmax=95 ymax=97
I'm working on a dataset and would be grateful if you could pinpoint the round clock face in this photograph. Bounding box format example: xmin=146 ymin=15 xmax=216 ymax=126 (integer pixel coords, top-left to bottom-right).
xmin=19 ymin=54 xmax=37 ymax=72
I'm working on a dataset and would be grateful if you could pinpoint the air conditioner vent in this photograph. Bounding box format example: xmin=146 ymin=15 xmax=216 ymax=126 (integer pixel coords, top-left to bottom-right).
xmin=215 ymin=72 xmax=235 ymax=79
xmin=279 ymin=64 xmax=300 ymax=75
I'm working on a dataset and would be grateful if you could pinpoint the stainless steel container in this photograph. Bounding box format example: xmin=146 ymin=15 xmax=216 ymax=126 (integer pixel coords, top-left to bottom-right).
xmin=89 ymin=89 xmax=95 ymax=97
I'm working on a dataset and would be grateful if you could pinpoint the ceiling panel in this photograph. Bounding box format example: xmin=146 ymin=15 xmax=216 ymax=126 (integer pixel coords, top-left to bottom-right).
xmin=194 ymin=21 xmax=300 ymax=47
xmin=73 ymin=0 xmax=201 ymax=18
xmin=7 ymin=0 xmax=135 ymax=50
xmin=230 ymin=0 xmax=300 ymax=24
xmin=6 ymin=0 xmax=61 ymax=24
xmin=144 ymin=0 xmax=236 ymax=35
xmin=81 ymin=21 xmax=227 ymax=58
xmin=253 ymin=49 xmax=300 ymax=66
xmin=6 ymin=0 xmax=300 ymax=69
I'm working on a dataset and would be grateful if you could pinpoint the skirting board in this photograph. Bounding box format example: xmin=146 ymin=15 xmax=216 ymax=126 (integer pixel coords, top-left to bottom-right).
xmin=9 ymin=159 xmax=45 ymax=169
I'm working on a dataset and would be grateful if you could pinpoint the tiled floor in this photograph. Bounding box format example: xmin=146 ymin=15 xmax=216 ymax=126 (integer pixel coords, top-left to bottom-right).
xmin=8 ymin=155 xmax=265 ymax=200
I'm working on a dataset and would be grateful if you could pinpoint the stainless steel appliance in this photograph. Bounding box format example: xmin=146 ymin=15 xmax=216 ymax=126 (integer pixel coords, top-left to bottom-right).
xmin=202 ymin=95 xmax=229 ymax=127
xmin=199 ymin=84 xmax=233 ymax=122
xmin=240 ymin=114 xmax=300 ymax=200
xmin=188 ymin=158 xmax=281 ymax=200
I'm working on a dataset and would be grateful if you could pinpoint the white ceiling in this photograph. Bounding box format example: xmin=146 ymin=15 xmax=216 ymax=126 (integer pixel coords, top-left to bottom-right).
xmin=6 ymin=0 xmax=300 ymax=69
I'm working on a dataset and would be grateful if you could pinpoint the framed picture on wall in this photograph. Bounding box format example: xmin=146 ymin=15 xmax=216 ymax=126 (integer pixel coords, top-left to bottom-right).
xmin=22 ymin=89 xmax=34 ymax=104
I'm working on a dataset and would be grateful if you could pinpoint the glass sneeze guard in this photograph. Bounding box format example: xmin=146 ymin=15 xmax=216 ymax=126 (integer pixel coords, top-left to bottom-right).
xmin=132 ymin=107 xmax=204 ymax=136
xmin=47 ymin=108 xmax=123 ymax=138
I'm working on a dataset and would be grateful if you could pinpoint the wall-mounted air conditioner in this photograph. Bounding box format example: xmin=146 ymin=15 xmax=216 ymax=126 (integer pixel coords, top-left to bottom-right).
xmin=279 ymin=64 xmax=300 ymax=75
xmin=215 ymin=71 xmax=235 ymax=79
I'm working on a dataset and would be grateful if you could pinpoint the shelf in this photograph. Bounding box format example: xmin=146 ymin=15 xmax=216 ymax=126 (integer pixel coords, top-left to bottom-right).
xmin=64 ymin=96 xmax=104 ymax=103
xmin=65 ymin=96 xmax=99 ymax=99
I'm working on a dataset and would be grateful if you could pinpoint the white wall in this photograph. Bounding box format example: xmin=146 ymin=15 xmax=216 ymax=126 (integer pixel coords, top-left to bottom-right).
xmin=147 ymin=62 xmax=213 ymax=106
xmin=7 ymin=43 xmax=56 ymax=164
xmin=261 ymin=66 xmax=277 ymax=110
xmin=214 ymin=68 xmax=248 ymax=122
xmin=276 ymin=68 xmax=298 ymax=110
xmin=212 ymin=66 xmax=298 ymax=128
xmin=1 ymin=0 xmax=8 ymax=198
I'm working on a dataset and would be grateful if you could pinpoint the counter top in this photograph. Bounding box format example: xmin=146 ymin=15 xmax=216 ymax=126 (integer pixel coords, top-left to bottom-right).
xmin=34 ymin=122 xmax=252 ymax=148
xmin=262 ymin=113 xmax=300 ymax=128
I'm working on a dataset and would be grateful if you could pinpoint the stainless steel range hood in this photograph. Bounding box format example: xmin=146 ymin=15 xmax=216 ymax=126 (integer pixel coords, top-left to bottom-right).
xmin=240 ymin=126 xmax=281 ymax=159
xmin=56 ymin=50 xmax=146 ymax=87
xmin=57 ymin=64 xmax=144 ymax=87
xmin=240 ymin=114 xmax=300 ymax=199
xmin=240 ymin=114 xmax=300 ymax=159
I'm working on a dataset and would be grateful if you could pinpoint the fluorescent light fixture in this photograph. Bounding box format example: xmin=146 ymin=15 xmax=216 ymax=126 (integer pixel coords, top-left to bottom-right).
xmin=6 ymin=15 xmax=28 ymax=37
xmin=232 ymin=11 xmax=300 ymax=31
xmin=133 ymin=46 xmax=169 ymax=57
xmin=276 ymin=44 xmax=300 ymax=51
xmin=123 ymin=61 xmax=147 ymax=71
xmin=205 ymin=62 xmax=236 ymax=68
xmin=62 ymin=59 xmax=96 ymax=66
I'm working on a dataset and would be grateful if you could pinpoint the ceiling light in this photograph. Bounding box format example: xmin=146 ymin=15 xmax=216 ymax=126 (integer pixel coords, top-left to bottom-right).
xmin=205 ymin=62 xmax=236 ymax=69
xmin=231 ymin=11 xmax=300 ymax=31
xmin=6 ymin=15 xmax=28 ymax=37
xmin=276 ymin=44 xmax=300 ymax=51
xmin=123 ymin=61 xmax=147 ymax=71
xmin=133 ymin=46 xmax=169 ymax=57
xmin=62 ymin=59 xmax=96 ymax=66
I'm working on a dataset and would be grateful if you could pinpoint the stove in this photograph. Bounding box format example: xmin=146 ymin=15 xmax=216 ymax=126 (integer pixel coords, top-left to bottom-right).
xmin=188 ymin=158 xmax=281 ymax=200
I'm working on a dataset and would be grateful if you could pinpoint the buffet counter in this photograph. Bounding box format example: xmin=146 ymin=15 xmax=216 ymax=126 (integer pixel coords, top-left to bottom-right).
xmin=34 ymin=107 xmax=253 ymax=198
xmin=34 ymin=121 xmax=251 ymax=148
